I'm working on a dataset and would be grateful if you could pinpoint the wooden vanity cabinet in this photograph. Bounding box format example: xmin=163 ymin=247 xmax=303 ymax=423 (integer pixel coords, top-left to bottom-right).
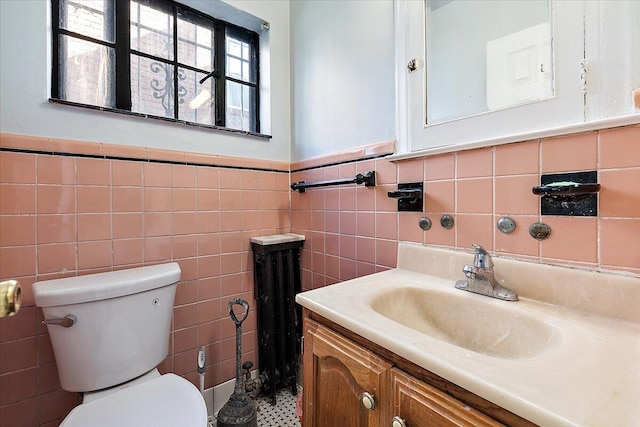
xmin=303 ymin=314 xmax=532 ymax=427
xmin=303 ymin=318 xmax=392 ymax=427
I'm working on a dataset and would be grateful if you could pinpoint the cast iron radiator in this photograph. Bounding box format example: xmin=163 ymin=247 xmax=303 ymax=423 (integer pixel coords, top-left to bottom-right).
xmin=251 ymin=235 xmax=305 ymax=404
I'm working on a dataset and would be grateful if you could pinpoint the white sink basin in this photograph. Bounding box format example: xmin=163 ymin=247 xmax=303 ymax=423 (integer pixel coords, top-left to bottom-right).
xmin=370 ymin=286 xmax=559 ymax=359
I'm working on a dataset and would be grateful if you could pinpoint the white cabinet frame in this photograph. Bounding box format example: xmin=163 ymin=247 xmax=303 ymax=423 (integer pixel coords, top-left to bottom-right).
xmin=394 ymin=0 xmax=640 ymax=157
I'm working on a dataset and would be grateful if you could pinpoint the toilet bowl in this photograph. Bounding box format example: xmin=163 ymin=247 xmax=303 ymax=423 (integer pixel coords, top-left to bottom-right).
xmin=33 ymin=263 xmax=208 ymax=427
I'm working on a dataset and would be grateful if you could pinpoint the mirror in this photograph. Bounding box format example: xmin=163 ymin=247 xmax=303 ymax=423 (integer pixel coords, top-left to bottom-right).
xmin=425 ymin=0 xmax=553 ymax=125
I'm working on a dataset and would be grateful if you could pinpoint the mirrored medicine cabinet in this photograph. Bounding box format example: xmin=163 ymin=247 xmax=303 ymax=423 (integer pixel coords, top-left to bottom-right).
xmin=395 ymin=0 xmax=640 ymax=154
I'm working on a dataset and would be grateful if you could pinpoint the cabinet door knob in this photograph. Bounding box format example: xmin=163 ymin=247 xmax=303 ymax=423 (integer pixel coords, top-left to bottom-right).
xmin=361 ymin=392 xmax=375 ymax=410
xmin=392 ymin=416 xmax=407 ymax=427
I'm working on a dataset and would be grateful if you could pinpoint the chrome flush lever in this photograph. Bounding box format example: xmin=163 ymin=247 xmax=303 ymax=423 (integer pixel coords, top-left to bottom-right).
xmin=42 ymin=314 xmax=77 ymax=328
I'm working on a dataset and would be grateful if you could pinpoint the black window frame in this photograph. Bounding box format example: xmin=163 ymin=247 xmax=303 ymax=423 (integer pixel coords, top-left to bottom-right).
xmin=51 ymin=0 xmax=263 ymax=136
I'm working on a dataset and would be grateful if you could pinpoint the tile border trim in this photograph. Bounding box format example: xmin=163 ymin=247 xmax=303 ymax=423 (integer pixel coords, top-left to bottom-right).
xmin=290 ymin=139 xmax=396 ymax=172
xmin=0 ymin=133 xmax=288 ymax=173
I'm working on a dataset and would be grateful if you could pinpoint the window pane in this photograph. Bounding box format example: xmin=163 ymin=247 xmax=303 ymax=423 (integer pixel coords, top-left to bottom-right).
xmin=226 ymin=81 xmax=255 ymax=132
xmin=242 ymin=42 xmax=250 ymax=61
xmin=130 ymin=0 xmax=174 ymax=60
xmin=226 ymin=56 xmax=242 ymax=79
xmin=177 ymin=13 xmax=213 ymax=71
xmin=131 ymin=54 xmax=176 ymax=118
xmin=225 ymin=33 xmax=254 ymax=83
xmin=227 ymin=38 xmax=241 ymax=58
xmin=59 ymin=35 xmax=115 ymax=107
xmin=179 ymin=69 xmax=215 ymax=125
xmin=196 ymin=25 xmax=212 ymax=49
xmin=242 ymin=62 xmax=249 ymax=79
xmin=59 ymin=0 xmax=115 ymax=42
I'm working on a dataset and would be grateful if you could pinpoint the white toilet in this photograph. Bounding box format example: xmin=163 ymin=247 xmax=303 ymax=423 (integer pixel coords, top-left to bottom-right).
xmin=33 ymin=263 xmax=208 ymax=427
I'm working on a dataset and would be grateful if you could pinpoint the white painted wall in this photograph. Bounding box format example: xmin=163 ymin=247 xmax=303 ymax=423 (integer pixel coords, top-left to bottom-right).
xmin=0 ymin=0 xmax=291 ymax=162
xmin=290 ymin=0 xmax=396 ymax=161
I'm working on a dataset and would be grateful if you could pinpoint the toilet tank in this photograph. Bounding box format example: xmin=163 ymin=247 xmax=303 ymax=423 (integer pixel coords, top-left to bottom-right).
xmin=33 ymin=263 xmax=181 ymax=392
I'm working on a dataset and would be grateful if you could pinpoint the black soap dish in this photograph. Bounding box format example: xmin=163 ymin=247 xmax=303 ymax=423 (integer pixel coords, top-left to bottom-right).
xmin=533 ymin=171 xmax=600 ymax=216
xmin=388 ymin=182 xmax=424 ymax=212
xmin=532 ymin=182 xmax=600 ymax=196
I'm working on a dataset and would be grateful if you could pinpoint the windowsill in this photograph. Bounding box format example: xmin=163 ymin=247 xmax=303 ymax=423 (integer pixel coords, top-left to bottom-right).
xmin=48 ymin=98 xmax=272 ymax=140
xmin=389 ymin=113 xmax=640 ymax=161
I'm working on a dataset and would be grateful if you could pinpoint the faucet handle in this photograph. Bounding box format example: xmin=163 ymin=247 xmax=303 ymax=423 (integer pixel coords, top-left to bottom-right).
xmin=471 ymin=244 xmax=493 ymax=269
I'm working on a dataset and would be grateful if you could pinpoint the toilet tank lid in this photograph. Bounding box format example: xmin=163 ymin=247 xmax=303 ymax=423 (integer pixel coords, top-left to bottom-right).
xmin=33 ymin=263 xmax=181 ymax=307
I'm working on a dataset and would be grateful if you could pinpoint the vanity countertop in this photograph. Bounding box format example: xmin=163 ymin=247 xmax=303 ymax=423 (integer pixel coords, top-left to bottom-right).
xmin=296 ymin=243 xmax=640 ymax=427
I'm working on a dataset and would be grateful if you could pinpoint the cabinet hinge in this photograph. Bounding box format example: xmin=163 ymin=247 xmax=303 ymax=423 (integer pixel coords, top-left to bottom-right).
xmin=301 ymin=335 xmax=304 ymax=355
xmin=580 ymin=59 xmax=588 ymax=95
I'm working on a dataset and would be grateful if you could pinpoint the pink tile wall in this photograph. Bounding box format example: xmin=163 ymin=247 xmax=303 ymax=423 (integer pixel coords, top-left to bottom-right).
xmin=1 ymin=126 xmax=638 ymax=425
xmin=0 ymin=134 xmax=291 ymax=427
xmin=291 ymin=125 xmax=640 ymax=290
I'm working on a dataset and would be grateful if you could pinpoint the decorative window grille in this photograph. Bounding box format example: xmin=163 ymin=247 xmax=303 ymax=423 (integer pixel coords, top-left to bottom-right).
xmin=51 ymin=0 xmax=260 ymax=133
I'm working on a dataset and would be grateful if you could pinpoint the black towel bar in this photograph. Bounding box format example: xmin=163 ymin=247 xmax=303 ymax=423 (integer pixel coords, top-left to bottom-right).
xmin=291 ymin=171 xmax=376 ymax=193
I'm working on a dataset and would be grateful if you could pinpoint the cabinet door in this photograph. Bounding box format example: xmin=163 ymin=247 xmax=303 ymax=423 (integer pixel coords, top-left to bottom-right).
xmin=391 ymin=368 xmax=504 ymax=427
xmin=303 ymin=319 xmax=391 ymax=427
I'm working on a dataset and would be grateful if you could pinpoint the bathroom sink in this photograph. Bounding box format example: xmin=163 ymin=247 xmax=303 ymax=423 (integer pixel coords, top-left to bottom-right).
xmin=297 ymin=243 xmax=640 ymax=426
xmin=370 ymin=286 xmax=559 ymax=359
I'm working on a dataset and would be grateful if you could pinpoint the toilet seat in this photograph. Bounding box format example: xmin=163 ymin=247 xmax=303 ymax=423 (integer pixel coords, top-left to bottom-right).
xmin=61 ymin=374 xmax=208 ymax=427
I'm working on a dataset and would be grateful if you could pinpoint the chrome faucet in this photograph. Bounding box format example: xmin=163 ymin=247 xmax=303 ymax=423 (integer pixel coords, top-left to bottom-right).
xmin=455 ymin=244 xmax=518 ymax=301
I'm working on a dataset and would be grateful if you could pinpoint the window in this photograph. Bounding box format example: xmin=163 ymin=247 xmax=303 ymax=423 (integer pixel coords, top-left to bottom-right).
xmin=52 ymin=0 xmax=260 ymax=133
